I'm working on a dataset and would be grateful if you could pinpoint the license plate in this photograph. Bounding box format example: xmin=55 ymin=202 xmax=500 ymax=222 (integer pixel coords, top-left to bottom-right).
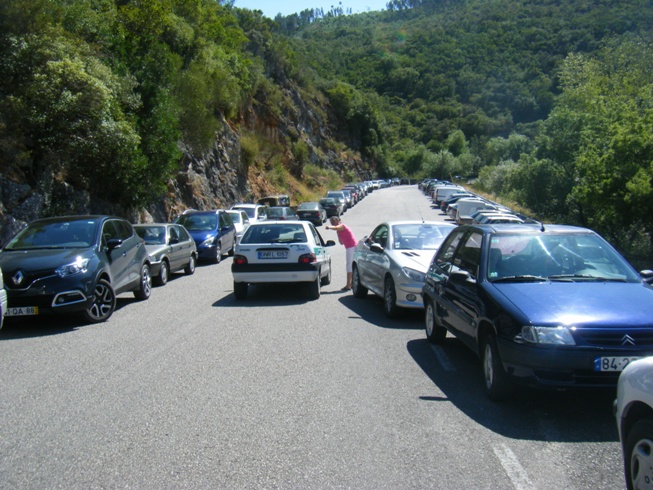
xmin=258 ymin=250 xmax=288 ymax=259
xmin=594 ymin=356 xmax=641 ymax=372
xmin=7 ymin=306 xmax=39 ymax=317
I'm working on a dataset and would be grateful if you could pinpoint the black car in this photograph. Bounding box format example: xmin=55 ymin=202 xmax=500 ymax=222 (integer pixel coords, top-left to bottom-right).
xmin=0 ymin=215 xmax=152 ymax=324
xmin=422 ymin=223 xmax=653 ymax=401
xmin=296 ymin=202 xmax=327 ymax=226
xmin=319 ymin=198 xmax=342 ymax=218
xmin=134 ymin=223 xmax=198 ymax=286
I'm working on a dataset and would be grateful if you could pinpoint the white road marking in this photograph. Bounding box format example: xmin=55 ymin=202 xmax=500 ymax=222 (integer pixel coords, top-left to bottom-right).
xmin=430 ymin=344 xmax=456 ymax=371
xmin=493 ymin=444 xmax=535 ymax=490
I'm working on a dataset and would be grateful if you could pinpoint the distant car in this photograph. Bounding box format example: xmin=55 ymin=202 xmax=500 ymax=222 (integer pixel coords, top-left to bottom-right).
xmin=231 ymin=220 xmax=336 ymax=300
xmin=296 ymin=202 xmax=327 ymax=226
xmin=482 ymin=215 xmax=524 ymax=224
xmin=0 ymin=215 xmax=152 ymax=324
xmin=227 ymin=209 xmax=251 ymax=243
xmin=134 ymin=223 xmax=197 ymax=286
xmin=265 ymin=206 xmax=298 ymax=221
xmin=615 ymin=356 xmax=653 ymax=490
xmin=257 ymin=195 xmax=290 ymax=207
xmin=326 ymin=191 xmax=348 ymax=212
xmin=352 ymin=221 xmax=456 ymax=318
xmin=319 ymin=198 xmax=343 ymax=218
xmin=174 ymin=210 xmax=236 ymax=263
xmin=231 ymin=203 xmax=268 ymax=223
xmin=422 ymin=223 xmax=653 ymax=401
xmin=0 ymin=266 xmax=7 ymax=330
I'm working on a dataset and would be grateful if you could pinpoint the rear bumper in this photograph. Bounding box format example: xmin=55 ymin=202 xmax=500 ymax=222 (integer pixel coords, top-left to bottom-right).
xmin=232 ymin=263 xmax=319 ymax=284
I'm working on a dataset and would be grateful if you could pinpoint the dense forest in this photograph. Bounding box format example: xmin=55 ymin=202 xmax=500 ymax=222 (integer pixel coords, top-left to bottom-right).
xmin=1 ymin=0 xmax=652 ymax=265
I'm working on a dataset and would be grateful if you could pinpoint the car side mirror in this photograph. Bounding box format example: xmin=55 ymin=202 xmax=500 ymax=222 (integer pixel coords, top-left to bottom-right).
xmin=106 ymin=238 xmax=123 ymax=251
xmin=449 ymin=270 xmax=475 ymax=285
xmin=325 ymin=240 xmax=336 ymax=247
xmin=370 ymin=243 xmax=384 ymax=253
xmin=641 ymin=269 xmax=653 ymax=285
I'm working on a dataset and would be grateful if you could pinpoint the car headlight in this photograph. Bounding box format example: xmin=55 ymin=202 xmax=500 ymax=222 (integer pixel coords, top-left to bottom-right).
xmin=201 ymin=237 xmax=216 ymax=248
xmin=55 ymin=257 xmax=90 ymax=277
xmin=520 ymin=326 xmax=576 ymax=345
xmin=402 ymin=267 xmax=426 ymax=283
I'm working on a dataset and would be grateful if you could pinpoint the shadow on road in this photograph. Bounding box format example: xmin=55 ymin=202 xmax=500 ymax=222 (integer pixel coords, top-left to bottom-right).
xmin=407 ymin=337 xmax=619 ymax=443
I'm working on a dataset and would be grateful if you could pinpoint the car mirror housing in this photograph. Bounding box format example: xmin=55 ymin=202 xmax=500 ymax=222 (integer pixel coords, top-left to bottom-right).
xmin=325 ymin=240 xmax=336 ymax=247
xmin=106 ymin=238 xmax=123 ymax=251
xmin=449 ymin=270 xmax=475 ymax=286
xmin=370 ymin=243 xmax=384 ymax=253
xmin=640 ymin=269 xmax=653 ymax=284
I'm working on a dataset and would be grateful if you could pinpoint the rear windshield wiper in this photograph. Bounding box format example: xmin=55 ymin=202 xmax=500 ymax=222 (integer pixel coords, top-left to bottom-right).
xmin=492 ymin=275 xmax=547 ymax=283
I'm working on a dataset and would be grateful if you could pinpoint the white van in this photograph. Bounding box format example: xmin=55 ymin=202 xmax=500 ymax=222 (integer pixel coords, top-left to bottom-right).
xmin=433 ymin=186 xmax=464 ymax=206
xmin=453 ymin=199 xmax=497 ymax=225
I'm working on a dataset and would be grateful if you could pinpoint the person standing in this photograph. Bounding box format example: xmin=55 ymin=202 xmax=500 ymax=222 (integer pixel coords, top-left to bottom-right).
xmin=325 ymin=216 xmax=357 ymax=291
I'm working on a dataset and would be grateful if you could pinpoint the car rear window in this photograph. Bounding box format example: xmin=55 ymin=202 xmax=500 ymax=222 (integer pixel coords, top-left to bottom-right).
xmin=241 ymin=224 xmax=306 ymax=244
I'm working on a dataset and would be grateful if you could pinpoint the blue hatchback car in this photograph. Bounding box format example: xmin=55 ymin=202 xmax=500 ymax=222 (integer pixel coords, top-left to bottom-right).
xmin=174 ymin=210 xmax=236 ymax=263
xmin=422 ymin=223 xmax=653 ymax=401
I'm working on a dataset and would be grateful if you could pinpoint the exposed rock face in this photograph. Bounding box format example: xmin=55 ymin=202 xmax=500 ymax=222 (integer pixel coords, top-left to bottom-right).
xmin=0 ymin=83 xmax=370 ymax=245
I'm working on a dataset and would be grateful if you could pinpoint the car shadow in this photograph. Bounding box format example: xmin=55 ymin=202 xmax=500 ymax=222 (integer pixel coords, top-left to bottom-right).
xmin=407 ymin=337 xmax=619 ymax=443
xmin=213 ymin=283 xmax=317 ymax=307
xmin=338 ymin=294 xmax=424 ymax=330
xmin=0 ymin=296 xmax=138 ymax=340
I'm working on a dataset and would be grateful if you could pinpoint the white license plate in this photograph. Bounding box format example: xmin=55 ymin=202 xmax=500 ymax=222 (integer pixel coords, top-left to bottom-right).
xmin=7 ymin=306 xmax=39 ymax=317
xmin=594 ymin=356 xmax=641 ymax=372
xmin=258 ymin=250 xmax=288 ymax=259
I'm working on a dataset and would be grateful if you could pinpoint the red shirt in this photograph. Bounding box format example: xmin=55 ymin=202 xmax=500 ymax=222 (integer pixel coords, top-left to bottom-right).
xmin=337 ymin=225 xmax=357 ymax=249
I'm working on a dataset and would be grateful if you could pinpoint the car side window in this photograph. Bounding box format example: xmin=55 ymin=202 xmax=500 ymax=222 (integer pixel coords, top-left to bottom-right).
xmin=114 ymin=220 xmax=133 ymax=241
xmin=102 ymin=221 xmax=120 ymax=246
xmin=434 ymin=230 xmax=465 ymax=274
xmin=169 ymin=226 xmax=179 ymax=243
xmin=453 ymin=232 xmax=483 ymax=279
xmin=310 ymin=225 xmax=322 ymax=246
xmin=370 ymin=225 xmax=388 ymax=248
xmin=177 ymin=226 xmax=190 ymax=241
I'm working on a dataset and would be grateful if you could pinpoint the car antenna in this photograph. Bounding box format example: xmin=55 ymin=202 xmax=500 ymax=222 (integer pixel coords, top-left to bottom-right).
xmin=536 ymin=220 xmax=546 ymax=232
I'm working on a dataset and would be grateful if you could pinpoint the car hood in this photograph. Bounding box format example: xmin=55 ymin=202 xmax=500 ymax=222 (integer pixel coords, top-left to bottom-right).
xmin=491 ymin=282 xmax=653 ymax=327
xmin=188 ymin=230 xmax=217 ymax=241
xmin=390 ymin=249 xmax=436 ymax=272
xmin=0 ymin=248 xmax=95 ymax=271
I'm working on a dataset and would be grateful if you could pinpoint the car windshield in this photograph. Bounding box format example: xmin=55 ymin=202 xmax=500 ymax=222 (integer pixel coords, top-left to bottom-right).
xmin=4 ymin=219 xmax=98 ymax=250
xmin=298 ymin=203 xmax=316 ymax=210
xmin=392 ymin=224 xmax=451 ymax=250
xmin=487 ymin=232 xmax=640 ymax=282
xmin=233 ymin=206 xmax=256 ymax=219
xmin=176 ymin=214 xmax=217 ymax=231
xmin=135 ymin=226 xmax=166 ymax=245
xmin=240 ymin=224 xmax=307 ymax=244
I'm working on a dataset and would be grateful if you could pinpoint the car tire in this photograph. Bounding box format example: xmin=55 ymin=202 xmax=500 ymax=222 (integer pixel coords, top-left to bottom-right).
xmin=184 ymin=255 xmax=196 ymax=275
xmin=321 ymin=260 xmax=332 ymax=286
xmin=213 ymin=243 xmax=222 ymax=264
xmin=133 ymin=263 xmax=152 ymax=301
xmin=383 ymin=277 xmax=400 ymax=318
xmin=83 ymin=279 xmax=116 ymax=323
xmin=624 ymin=418 xmax=653 ymax=490
xmin=352 ymin=266 xmax=368 ymax=298
xmin=482 ymin=332 xmax=513 ymax=401
xmin=234 ymin=281 xmax=248 ymax=300
xmin=425 ymin=300 xmax=447 ymax=343
xmin=154 ymin=260 xmax=169 ymax=286
xmin=308 ymin=276 xmax=321 ymax=300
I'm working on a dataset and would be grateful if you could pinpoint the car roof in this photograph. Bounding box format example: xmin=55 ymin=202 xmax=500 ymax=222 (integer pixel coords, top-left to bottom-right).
xmin=465 ymin=223 xmax=594 ymax=235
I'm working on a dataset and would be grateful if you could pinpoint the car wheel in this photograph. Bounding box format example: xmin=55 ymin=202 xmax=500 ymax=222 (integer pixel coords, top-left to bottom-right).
xmin=482 ymin=332 xmax=513 ymax=401
xmin=321 ymin=260 xmax=332 ymax=286
xmin=154 ymin=260 xmax=169 ymax=287
xmin=352 ymin=266 xmax=368 ymax=298
xmin=308 ymin=275 xmax=321 ymax=300
xmin=234 ymin=281 xmax=248 ymax=300
xmin=184 ymin=255 xmax=196 ymax=275
xmin=383 ymin=277 xmax=400 ymax=318
xmin=624 ymin=419 xmax=653 ymax=490
xmin=133 ymin=263 xmax=152 ymax=301
xmin=82 ymin=279 xmax=116 ymax=323
xmin=425 ymin=300 xmax=446 ymax=343
xmin=213 ymin=243 xmax=222 ymax=264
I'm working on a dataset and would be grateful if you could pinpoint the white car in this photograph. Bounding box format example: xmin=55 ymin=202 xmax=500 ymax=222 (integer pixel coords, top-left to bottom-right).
xmin=615 ymin=356 xmax=653 ymax=490
xmin=0 ymin=266 xmax=7 ymax=330
xmin=351 ymin=221 xmax=456 ymax=317
xmin=227 ymin=209 xmax=251 ymax=244
xmin=230 ymin=203 xmax=268 ymax=223
xmin=231 ymin=221 xmax=336 ymax=300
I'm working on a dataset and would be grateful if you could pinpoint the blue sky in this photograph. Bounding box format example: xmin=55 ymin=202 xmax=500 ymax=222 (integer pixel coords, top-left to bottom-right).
xmin=233 ymin=0 xmax=387 ymax=19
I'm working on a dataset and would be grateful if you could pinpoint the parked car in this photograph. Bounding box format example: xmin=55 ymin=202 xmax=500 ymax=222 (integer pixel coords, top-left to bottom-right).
xmin=296 ymin=202 xmax=327 ymax=226
xmin=482 ymin=215 xmax=524 ymax=224
xmin=319 ymin=198 xmax=343 ymax=218
xmin=231 ymin=203 xmax=268 ymax=223
xmin=615 ymin=356 xmax=653 ymax=490
xmin=340 ymin=189 xmax=355 ymax=207
xmin=422 ymin=223 xmax=653 ymax=401
xmin=0 ymin=266 xmax=7 ymax=330
xmin=174 ymin=210 xmax=236 ymax=264
xmin=0 ymin=215 xmax=152 ymax=324
xmin=134 ymin=223 xmax=197 ymax=286
xmin=227 ymin=209 xmax=251 ymax=243
xmin=266 ymin=206 xmax=298 ymax=221
xmin=352 ymin=221 xmax=456 ymax=318
xmin=257 ymin=195 xmax=290 ymax=207
xmin=231 ymin=220 xmax=336 ymax=300
xmin=326 ymin=191 xmax=349 ymax=212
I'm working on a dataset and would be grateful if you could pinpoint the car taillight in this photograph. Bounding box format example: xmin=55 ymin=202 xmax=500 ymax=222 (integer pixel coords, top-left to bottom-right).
xmin=298 ymin=253 xmax=316 ymax=264
xmin=234 ymin=255 xmax=248 ymax=265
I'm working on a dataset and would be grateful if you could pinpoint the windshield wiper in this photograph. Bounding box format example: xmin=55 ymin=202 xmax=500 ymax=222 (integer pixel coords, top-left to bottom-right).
xmin=548 ymin=274 xmax=627 ymax=282
xmin=492 ymin=275 xmax=547 ymax=283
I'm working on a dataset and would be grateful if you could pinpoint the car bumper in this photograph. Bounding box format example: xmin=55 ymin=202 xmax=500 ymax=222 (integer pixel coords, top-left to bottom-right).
xmin=497 ymin=337 xmax=653 ymax=388
xmin=394 ymin=280 xmax=426 ymax=309
xmin=232 ymin=263 xmax=320 ymax=284
xmin=197 ymin=244 xmax=218 ymax=260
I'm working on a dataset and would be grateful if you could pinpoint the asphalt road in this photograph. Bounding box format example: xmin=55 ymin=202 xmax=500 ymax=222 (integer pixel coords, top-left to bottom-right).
xmin=0 ymin=186 xmax=624 ymax=489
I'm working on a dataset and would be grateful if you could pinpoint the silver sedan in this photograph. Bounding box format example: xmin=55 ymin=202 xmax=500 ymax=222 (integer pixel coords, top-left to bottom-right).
xmin=351 ymin=221 xmax=456 ymax=317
